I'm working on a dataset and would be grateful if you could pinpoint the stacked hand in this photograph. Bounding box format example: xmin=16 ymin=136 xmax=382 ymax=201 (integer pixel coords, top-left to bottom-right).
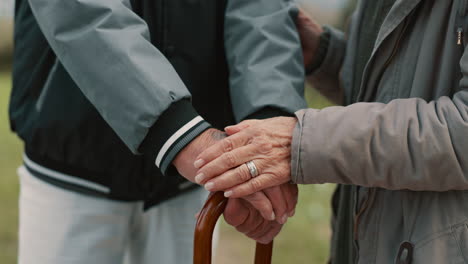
xmin=172 ymin=9 xmax=320 ymax=244
xmin=173 ymin=127 xmax=297 ymax=244
xmin=193 ymin=117 xmax=297 ymax=198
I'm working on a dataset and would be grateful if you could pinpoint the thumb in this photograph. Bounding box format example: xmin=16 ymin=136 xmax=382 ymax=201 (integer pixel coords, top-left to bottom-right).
xmin=223 ymin=198 xmax=249 ymax=227
xmin=225 ymin=120 xmax=260 ymax=135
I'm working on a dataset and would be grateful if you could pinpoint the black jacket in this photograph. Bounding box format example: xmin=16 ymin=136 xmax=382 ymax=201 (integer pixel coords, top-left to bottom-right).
xmin=10 ymin=0 xmax=306 ymax=207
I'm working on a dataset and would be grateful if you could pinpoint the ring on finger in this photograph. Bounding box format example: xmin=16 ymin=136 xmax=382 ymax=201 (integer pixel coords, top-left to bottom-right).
xmin=245 ymin=161 xmax=259 ymax=178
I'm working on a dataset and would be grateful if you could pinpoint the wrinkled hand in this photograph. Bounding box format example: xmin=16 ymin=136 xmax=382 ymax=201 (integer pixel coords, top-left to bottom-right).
xmin=296 ymin=9 xmax=323 ymax=69
xmin=173 ymin=128 xmax=295 ymax=223
xmin=223 ymin=197 xmax=284 ymax=244
xmin=173 ymin=128 xmax=226 ymax=182
xmin=193 ymin=117 xmax=297 ymax=198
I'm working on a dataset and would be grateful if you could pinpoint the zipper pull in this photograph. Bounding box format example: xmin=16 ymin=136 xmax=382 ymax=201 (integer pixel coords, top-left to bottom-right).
xmin=457 ymin=27 xmax=464 ymax=45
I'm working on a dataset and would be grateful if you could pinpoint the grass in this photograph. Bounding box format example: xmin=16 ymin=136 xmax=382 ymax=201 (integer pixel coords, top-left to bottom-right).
xmin=0 ymin=71 xmax=335 ymax=263
xmin=0 ymin=71 xmax=22 ymax=264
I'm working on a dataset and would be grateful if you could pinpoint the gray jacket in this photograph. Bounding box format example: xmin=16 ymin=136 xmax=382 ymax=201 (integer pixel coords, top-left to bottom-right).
xmin=28 ymin=0 xmax=306 ymax=155
xmin=292 ymin=0 xmax=468 ymax=263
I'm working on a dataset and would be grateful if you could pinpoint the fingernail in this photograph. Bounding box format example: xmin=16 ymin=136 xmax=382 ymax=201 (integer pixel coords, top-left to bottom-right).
xmin=281 ymin=214 xmax=288 ymax=224
xmin=270 ymin=212 xmax=276 ymax=221
xmin=204 ymin=182 xmax=214 ymax=191
xmin=194 ymin=159 xmax=205 ymax=169
xmin=289 ymin=209 xmax=295 ymax=217
xmin=224 ymin=191 xmax=233 ymax=197
xmin=195 ymin=173 xmax=205 ymax=184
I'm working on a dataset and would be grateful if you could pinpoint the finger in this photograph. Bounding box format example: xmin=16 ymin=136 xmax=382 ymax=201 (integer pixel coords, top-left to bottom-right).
xmin=204 ymin=163 xmax=252 ymax=192
xmin=255 ymin=223 xmax=283 ymax=245
xmin=223 ymin=198 xmax=249 ymax=227
xmin=197 ymin=143 xmax=267 ymax=185
xmin=225 ymin=124 xmax=250 ymax=135
xmin=225 ymin=120 xmax=261 ymax=135
xmin=235 ymin=204 xmax=263 ymax=234
xmin=193 ymin=130 xmax=252 ymax=170
xmin=241 ymin=192 xmax=276 ymax=221
xmin=263 ymin=187 xmax=288 ymax=224
xmin=265 ymin=187 xmax=289 ymax=224
xmin=281 ymin=184 xmax=299 ymax=216
xmin=244 ymin=218 xmax=272 ymax=239
xmin=224 ymin=173 xmax=287 ymax=198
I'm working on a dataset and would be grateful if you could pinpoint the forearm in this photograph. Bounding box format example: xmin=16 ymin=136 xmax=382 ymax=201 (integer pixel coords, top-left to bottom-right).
xmin=225 ymin=0 xmax=307 ymax=122
xmin=28 ymin=0 xmax=202 ymax=160
xmin=292 ymin=90 xmax=468 ymax=191
xmin=306 ymin=26 xmax=346 ymax=105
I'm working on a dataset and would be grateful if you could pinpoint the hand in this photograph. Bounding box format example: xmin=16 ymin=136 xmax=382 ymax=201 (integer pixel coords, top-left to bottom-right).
xmin=296 ymin=9 xmax=323 ymax=69
xmin=193 ymin=117 xmax=297 ymax=198
xmin=242 ymin=183 xmax=298 ymax=224
xmin=173 ymin=128 xmax=291 ymax=222
xmin=223 ymin=198 xmax=284 ymax=244
xmin=173 ymin=128 xmax=226 ymax=182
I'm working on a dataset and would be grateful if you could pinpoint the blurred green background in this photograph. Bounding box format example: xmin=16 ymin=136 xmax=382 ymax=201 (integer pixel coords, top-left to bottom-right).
xmin=0 ymin=1 xmax=355 ymax=263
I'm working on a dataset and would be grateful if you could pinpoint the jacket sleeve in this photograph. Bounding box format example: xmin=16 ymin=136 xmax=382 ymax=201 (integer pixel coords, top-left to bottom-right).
xmin=224 ymin=0 xmax=307 ymax=121
xmin=28 ymin=0 xmax=211 ymax=174
xmin=307 ymin=26 xmax=347 ymax=105
xmin=291 ymin=47 xmax=468 ymax=192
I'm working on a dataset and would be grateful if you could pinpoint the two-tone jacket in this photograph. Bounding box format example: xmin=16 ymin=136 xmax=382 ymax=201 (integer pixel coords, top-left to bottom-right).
xmin=10 ymin=0 xmax=307 ymax=207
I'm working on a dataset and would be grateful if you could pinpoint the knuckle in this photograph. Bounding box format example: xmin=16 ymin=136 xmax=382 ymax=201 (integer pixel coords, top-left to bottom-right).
xmin=222 ymin=138 xmax=234 ymax=152
xmin=260 ymin=203 xmax=272 ymax=214
xmin=250 ymin=179 xmax=263 ymax=193
xmin=257 ymin=141 xmax=273 ymax=154
xmin=224 ymin=152 xmax=237 ymax=167
xmin=239 ymin=166 xmax=252 ymax=182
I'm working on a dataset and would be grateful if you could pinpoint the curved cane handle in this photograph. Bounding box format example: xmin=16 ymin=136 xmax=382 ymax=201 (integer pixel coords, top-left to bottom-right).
xmin=193 ymin=192 xmax=273 ymax=264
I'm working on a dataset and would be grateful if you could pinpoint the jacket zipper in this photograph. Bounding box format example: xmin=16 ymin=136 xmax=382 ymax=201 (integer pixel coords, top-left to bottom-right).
xmin=368 ymin=17 xmax=411 ymax=101
xmin=456 ymin=0 xmax=467 ymax=46
xmin=353 ymin=11 xmax=414 ymax=244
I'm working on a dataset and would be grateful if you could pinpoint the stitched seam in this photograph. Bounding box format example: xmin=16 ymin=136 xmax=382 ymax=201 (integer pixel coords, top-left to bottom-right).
xmin=414 ymin=230 xmax=452 ymax=250
xmin=412 ymin=219 xmax=468 ymax=249
xmin=297 ymin=113 xmax=305 ymax=183
xmin=452 ymin=223 xmax=468 ymax=262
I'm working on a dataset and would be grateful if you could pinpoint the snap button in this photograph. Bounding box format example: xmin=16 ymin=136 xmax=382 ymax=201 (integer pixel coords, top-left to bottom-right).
xmin=166 ymin=45 xmax=176 ymax=57
xmin=396 ymin=241 xmax=414 ymax=264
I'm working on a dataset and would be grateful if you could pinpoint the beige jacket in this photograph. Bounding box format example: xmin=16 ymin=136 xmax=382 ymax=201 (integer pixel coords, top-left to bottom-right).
xmin=292 ymin=0 xmax=468 ymax=263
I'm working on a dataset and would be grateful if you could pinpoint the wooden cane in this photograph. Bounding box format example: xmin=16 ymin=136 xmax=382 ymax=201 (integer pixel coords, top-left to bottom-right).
xmin=193 ymin=192 xmax=273 ymax=264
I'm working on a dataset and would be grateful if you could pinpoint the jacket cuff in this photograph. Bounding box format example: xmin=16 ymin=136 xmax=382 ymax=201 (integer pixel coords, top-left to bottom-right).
xmin=140 ymin=100 xmax=212 ymax=175
xmin=246 ymin=107 xmax=295 ymax=120
xmin=305 ymin=28 xmax=331 ymax=75
xmin=308 ymin=26 xmax=346 ymax=78
xmin=291 ymin=109 xmax=306 ymax=184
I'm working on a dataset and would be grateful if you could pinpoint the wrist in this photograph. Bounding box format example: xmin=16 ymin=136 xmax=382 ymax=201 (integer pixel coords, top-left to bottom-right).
xmin=173 ymin=128 xmax=225 ymax=181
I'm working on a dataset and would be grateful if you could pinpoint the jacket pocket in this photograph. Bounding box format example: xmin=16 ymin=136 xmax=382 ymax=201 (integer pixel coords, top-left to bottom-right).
xmin=453 ymin=222 xmax=468 ymax=262
xmin=409 ymin=222 xmax=467 ymax=264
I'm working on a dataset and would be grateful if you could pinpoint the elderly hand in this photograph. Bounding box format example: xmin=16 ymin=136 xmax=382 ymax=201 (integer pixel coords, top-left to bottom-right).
xmin=173 ymin=127 xmax=296 ymax=223
xmin=193 ymin=117 xmax=297 ymax=198
xmin=223 ymin=197 xmax=284 ymax=244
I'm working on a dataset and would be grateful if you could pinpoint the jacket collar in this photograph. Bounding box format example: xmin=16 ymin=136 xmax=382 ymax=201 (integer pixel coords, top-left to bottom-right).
xmin=354 ymin=0 xmax=423 ymax=102
xmin=372 ymin=0 xmax=423 ymax=56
